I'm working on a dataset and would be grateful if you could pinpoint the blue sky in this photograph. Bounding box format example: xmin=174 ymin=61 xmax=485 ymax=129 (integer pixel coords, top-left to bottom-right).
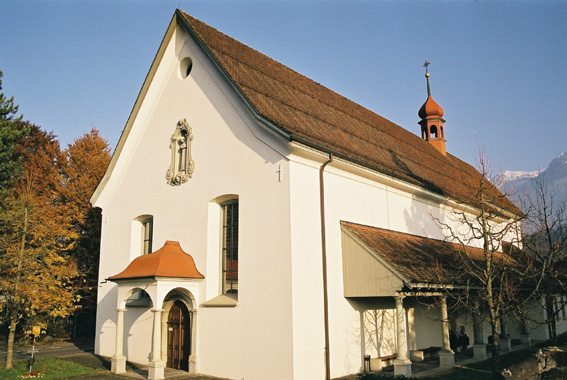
xmin=1 ymin=0 xmax=565 ymax=172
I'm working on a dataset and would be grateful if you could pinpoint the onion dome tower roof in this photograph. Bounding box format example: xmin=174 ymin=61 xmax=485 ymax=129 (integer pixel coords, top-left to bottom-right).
xmin=418 ymin=68 xmax=444 ymax=119
xmin=419 ymin=93 xmax=444 ymax=119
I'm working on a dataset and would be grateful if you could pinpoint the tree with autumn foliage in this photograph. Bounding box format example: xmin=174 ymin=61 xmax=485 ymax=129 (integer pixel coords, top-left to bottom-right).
xmin=60 ymin=129 xmax=111 ymax=335
xmin=0 ymin=124 xmax=78 ymax=369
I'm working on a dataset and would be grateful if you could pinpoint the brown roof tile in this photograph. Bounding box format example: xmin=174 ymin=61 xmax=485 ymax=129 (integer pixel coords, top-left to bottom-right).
xmin=177 ymin=10 xmax=521 ymax=215
xmin=108 ymin=241 xmax=204 ymax=280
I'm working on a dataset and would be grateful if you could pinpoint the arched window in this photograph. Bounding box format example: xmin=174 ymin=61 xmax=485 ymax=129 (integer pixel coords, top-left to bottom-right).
xmin=128 ymin=215 xmax=154 ymax=303
xmin=430 ymin=125 xmax=438 ymax=138
xmin=132 ymin=215 xmax=154 ymax=256
xmin=166 ymin=119 xmax=195 ymax=186
xmin=141 ymin=218 xmax=153 ymax=255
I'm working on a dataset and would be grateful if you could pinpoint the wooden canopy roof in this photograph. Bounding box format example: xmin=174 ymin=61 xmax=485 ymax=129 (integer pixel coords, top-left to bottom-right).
xmin=341 ymin=221 xmax=518 ymax=287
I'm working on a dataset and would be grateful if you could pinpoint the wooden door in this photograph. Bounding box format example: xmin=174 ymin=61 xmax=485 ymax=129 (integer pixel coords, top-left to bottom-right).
xmin=166 ymin=301 xmax=191 ymax=370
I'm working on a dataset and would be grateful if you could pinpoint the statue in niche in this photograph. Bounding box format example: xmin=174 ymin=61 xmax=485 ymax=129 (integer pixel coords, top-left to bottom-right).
xmin=166 ymin=118 xmax=194 ymax=186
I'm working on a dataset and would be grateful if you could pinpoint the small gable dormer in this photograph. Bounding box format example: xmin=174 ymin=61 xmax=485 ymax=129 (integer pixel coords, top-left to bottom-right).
xmin=418 ymin=60 xmax=447 ymax=155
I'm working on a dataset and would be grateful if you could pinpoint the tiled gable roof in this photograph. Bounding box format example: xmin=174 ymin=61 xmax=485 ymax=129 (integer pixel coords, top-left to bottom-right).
xmin=341 ymin=221 xmax=516 ymax=286
xmin=177 ymin=10 xmax=520 ymax=215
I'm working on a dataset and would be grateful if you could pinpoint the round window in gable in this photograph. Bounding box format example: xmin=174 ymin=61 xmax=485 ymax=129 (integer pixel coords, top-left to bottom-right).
xmin=179 ymin=57 xmax=193 ymax=79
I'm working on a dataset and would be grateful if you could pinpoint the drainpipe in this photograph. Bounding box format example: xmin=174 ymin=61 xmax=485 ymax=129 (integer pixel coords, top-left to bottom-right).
xmin=320 ymin=154 xmax=333 ymax=380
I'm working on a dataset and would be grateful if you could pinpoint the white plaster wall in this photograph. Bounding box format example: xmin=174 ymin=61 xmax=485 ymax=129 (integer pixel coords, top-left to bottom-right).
xmin=410 ymin=303 xmax=443 ymax=350
xmin=525 ymin=296 xmax=567 ymax=341
xmin=288 ymin=154 xmax=523 ymax=379
xmin=289 ymin=158 xmax=326 ymax=380
xmin=288 ymin=157 xmax=455 ymax=379
xmin=454 ymin=312 xmax=474 ymax=348
xmin=95 ymin=24 xmax=293 ymax=380
xmin=363 ymin=308 xmax=397 ymax=357
xmin=555 ymin=296 xmax=567 ymax=336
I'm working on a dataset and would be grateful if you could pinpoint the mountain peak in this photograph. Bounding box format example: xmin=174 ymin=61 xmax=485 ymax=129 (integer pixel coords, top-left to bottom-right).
xmin=544 ymin=152 xmax=567 ymax=180
xmin=496 ymin=170 xmax=541 ymax=185
xmin=497 ymin=152 xmax=567 ymax=209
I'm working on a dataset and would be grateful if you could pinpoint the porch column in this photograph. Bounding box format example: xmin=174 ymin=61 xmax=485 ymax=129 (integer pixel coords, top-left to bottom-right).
xmin=393 ymin=296 xmax=412 ymax=377
xmin=439 ymin=296 xmax=455 ymax=368
xmin=520 ymin=319 xmax=532 ymax=346
xmin=160 ymin=309 xmax=166 ymax=363
xmin=189 ymin=309 xmax=199 ymax=374
xmin=500 ymin=317 xmax=512 ymax=352
xmin=472 ymin=297 xmax=487 ymax=360
xmin=111 ymin=308 xmax=126 ymax=373
xmin=359 ymin=310 xmax=366 ymax=372
xmin=148 ymin=309 xmax=165 ymax=380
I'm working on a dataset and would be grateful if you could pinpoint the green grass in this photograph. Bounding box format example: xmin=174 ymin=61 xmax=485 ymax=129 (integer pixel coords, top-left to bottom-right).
xmin=0 ymin=357 xmax=100 ymax=380
xmin=60 ymin=354 xmax=146 ymax=373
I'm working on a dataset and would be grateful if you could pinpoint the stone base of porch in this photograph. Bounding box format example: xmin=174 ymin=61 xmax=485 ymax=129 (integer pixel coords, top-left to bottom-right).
xmin=500 ymin=337 xmax=512 ymax=352
xmin=111 ymin=355 xmax=126 ymax=373
xmin=394 ymin=358 xmax=412 ymax=377
xmin=189 ymin=356 xmax=198 ymax=374
xmin=473 ymin=343 xmax=487 ymax=360
xmin=438 ymin=350 xmax=455 ymax=368
xmin=148 ymin=360 xmax=165 ymax=380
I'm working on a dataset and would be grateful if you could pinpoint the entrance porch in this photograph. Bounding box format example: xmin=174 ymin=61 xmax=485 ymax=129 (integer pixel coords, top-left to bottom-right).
xmin=106 ymin=241 xmax=205 ymax=380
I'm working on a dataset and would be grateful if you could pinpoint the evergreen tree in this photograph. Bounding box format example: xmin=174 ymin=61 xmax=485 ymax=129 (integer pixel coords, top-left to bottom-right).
xmin=0 ymin=70 xmax=28 ymax=199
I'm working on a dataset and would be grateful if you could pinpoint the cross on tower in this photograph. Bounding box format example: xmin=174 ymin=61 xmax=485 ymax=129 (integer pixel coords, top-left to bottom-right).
xmin=422 ymin=59 xmax=431 ymax=74
xmin=422 ymin=59 xmax=432 ymax=95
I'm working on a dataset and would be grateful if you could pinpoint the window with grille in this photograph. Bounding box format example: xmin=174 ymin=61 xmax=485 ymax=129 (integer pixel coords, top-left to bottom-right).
xmin=221 ymin=200 xmax=238 ymax=295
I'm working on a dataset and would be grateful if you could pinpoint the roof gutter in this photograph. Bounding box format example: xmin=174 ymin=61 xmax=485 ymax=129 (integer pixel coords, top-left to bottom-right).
xmin=289 ymin=134 xmax=446 ymax=196
xmin=407 ymin=281 xmax=482 ymax=291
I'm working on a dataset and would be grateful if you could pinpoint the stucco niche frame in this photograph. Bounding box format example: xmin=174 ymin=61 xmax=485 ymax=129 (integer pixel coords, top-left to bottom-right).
xmin=166 ymin=118 xmax=195 ymax=186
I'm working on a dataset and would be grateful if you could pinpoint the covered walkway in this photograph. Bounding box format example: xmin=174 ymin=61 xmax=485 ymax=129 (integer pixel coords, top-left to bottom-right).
xmin=378 ymin=340 xmax=542 ymax=378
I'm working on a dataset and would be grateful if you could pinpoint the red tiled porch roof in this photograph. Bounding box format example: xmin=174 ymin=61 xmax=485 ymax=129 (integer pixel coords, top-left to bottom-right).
xmin=108 ymin=241 xmax=204 ymax=281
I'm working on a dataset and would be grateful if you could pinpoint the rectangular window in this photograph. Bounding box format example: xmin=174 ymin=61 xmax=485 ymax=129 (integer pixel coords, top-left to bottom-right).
xmin=142 ymin=219 xmax=153 ymax=255
xmin=562 ymin=297 xmax=566 ymax=319
xmin=222 ymin=201 xmax=238 ymax=295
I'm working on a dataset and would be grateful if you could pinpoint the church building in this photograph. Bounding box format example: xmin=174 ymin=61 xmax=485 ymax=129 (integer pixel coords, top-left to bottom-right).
xmin=91 ymin=9 xmax=561 ymax=380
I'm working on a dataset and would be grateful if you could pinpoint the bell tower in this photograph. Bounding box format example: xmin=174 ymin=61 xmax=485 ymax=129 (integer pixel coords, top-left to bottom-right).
xmin=418 ymin=60 xmax=446 ymax=155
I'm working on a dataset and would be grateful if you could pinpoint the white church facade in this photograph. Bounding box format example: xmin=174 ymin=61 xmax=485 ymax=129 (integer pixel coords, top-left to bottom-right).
xmin=91 ymin=9 xmax=564 ymax=380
